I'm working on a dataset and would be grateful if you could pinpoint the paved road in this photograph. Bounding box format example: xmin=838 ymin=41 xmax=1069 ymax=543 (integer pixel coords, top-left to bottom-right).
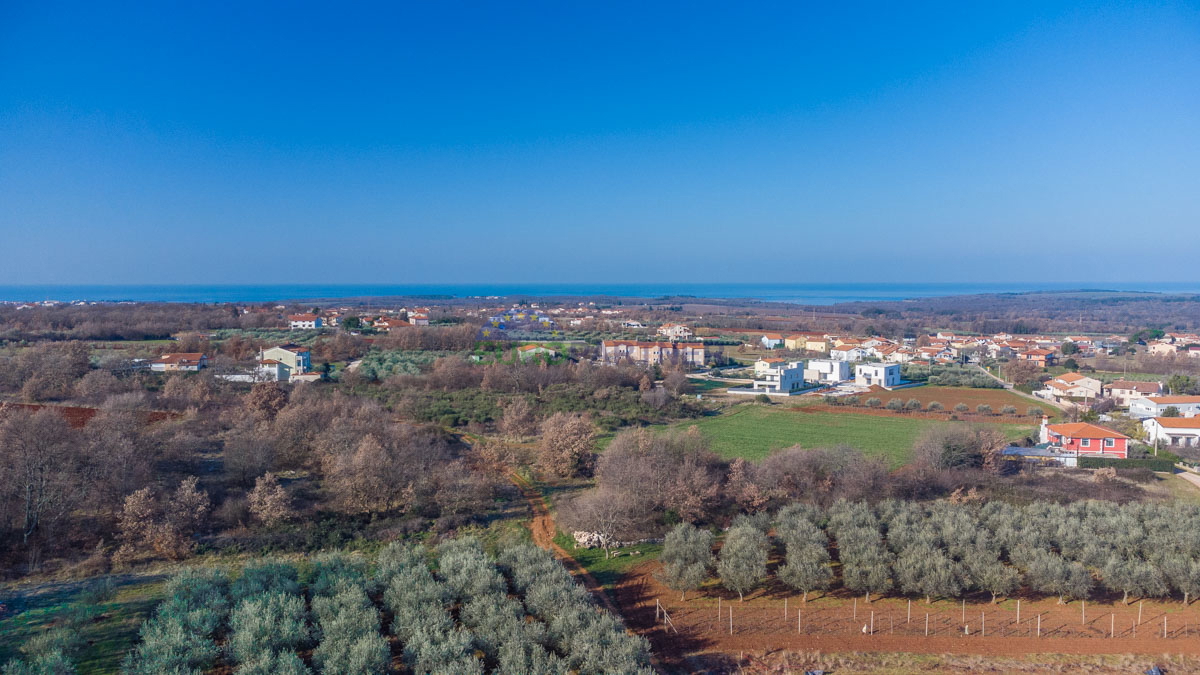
xmin=1176 ymin=469 xmax=1200 ymax=491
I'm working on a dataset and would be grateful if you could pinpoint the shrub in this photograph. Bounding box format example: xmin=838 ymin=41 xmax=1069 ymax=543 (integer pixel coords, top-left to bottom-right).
xmin=1027 ymin=406 xmax=1043 ymax=417
xmin=866 ymin=397 xmax=882 ymax=408
xmin=905 ymin=398 xmax=922 ymax=411
xmin=954 ymin=403 xmax=970 ymax=413
xmin=976 ymin=404 xmax=993 ymax=415
xmin=885 ymin=398 xmax=904 ymax=411
xmin=1001 ymin=405 xmax=1017 ymax=416
xmin=928 ymin=401 xmax=944 ymax=411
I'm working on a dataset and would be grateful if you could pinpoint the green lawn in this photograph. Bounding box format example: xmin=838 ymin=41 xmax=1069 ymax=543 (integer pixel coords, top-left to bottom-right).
xmin=551 ymin=532 xmax=661 ymax=596
xmin=677 ymin=404 xmax=1036 ymax=467
xmin=685 ymin=379 xmax=730 ymax=393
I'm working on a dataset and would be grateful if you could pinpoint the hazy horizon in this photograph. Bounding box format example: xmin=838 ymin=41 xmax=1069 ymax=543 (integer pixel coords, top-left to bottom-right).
xmin=2 ymin=2 xmax=1198 ymax=285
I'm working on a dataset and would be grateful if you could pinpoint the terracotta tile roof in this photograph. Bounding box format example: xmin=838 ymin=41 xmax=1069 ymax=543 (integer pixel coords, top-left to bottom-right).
xmin=1108 ymin=380 xmax=1161 ymax=393
xmin=152 ymin=352 xmax=206 ymax=365
xmin=1056 ymin=372 xmax=1090 ymax=383
xmin=1146 ymin=396 xmax=1200 ymax=405
xmin=1150 ymin=417 xmax=1200 ymax=429
xmin=289 ymin=313 xmax=319 ymax=321
xmin=1046 ymin=422 xmax=1129 ymax=440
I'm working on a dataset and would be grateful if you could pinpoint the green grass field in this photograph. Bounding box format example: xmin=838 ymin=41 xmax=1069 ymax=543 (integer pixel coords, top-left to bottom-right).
xmin=677 ymin=403 xmax=1037 ymax=467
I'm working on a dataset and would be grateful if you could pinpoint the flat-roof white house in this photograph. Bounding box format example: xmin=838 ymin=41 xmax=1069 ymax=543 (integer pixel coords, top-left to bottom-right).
xmin=752 ymin=362 xmax=807 ymax=395
xmin=1143 ymin=417 xmax=1200 ymax=448
xmin=1129 ymin=396 xmax=1200 ymax=419
xmin=804 ymin=359 xmax=851 ymax=384
xmin=855 ymin=363 xmax=902 ymax=389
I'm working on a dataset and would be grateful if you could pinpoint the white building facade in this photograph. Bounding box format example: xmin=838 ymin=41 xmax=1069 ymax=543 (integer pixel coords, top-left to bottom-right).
xmin=855 ymin=363 xmax=902 ymax=389
xmin=804 ymin=359 xmax=851 ymax=384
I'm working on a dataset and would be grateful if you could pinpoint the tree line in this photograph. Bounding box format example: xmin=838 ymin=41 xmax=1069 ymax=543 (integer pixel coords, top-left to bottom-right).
xmin=658 ymin=499 xmax=1200 ymax=606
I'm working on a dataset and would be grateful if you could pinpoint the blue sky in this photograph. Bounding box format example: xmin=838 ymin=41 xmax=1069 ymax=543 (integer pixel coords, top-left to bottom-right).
xmin=1 ymin=1 xmax=1198 ymax=285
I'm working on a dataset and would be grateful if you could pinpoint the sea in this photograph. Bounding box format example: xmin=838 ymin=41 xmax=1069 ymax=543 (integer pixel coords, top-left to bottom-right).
xmin=0 ymin=282 xmax=1197 ymax=306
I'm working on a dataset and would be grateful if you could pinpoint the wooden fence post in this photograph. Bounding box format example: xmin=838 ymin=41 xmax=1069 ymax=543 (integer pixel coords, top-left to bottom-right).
xmin=1037 ymin=614 xmax=1041 ymax=638
xmin=729 ymin=606 xmax=733 ymax=635
xmin=925 ymin=613 xmax=929 ymax=636
xmin=870 ymin=610 xmax=874 ymax=635
xmin=1016 ymin=599 xmax=1021 ymax=624
xmin=853 ymin=597 xmax=857 ymax=620
xmin=907 ymin=599 xmax=911 ymax=623
xmin=1082 ymin=600 xmax=1085 ymax=625
xmin=1138 ymin=600 xmax=1143 ymax=625
xmin=1110 ymin=613 xmax=1114 ymax=638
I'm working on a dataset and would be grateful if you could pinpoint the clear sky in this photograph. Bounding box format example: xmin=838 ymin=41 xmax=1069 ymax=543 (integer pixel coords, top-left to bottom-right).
xmin=1 ymin=1 xmax=1198 ymax=285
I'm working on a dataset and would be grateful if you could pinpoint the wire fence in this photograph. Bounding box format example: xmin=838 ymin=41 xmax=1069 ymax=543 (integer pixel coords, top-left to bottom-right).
xmin=663 ymin=599 xmax=1200 ymax=641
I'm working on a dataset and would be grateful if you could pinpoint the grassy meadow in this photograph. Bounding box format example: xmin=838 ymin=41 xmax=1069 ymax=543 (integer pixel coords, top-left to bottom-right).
xmin=676 ymin=400 xmax=1039 ymax=467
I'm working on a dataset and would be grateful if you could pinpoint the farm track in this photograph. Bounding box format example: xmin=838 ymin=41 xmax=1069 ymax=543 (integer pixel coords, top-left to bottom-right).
xmin=507 ymin=471 xmax=620 ymax=616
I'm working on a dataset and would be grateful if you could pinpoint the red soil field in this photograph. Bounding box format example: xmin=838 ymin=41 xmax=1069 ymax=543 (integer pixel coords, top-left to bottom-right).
xmin=0 ymin=402 xmax=176 ymax=427
xmin=614 ymin=561 xmax=1200 ymax=671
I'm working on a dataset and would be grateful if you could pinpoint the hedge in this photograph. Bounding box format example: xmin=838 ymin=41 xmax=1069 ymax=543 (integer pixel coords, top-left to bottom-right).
xmin=1078 ymin=457 xmax=1176 ymax=472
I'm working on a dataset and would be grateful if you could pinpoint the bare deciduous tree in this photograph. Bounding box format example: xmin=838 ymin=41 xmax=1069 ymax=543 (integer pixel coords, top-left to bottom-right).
xmin=537 ymin=412 xmax=594 ymax=478
xmin=248 ymin=472 xmax=295 ymax=526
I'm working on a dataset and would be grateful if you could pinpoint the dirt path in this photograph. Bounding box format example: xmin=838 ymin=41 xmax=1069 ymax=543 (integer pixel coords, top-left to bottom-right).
xmin=507 ymin=472 xmax=621 ymax=615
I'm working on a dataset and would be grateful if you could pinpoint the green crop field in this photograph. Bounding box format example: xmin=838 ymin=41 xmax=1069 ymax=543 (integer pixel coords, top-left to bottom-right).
xmin=677 ymin=403 xmax=1037 ymax=467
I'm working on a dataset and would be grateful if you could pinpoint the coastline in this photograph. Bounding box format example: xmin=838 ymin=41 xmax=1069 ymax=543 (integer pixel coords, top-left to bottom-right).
xmin=0 ymin=282 xmax=1197 ymax=305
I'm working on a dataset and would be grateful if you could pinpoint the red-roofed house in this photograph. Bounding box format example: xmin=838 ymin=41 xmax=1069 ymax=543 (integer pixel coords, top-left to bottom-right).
xmin=289 ymin=314 xmax=323 ymax=330
xmin=1143 ymin=417 xmax=1200 ymax=448
xmin=150 ymin=353 xmax=208 ymax=372
xmin=1039 ymin=419 xmax=1130 ymax=458
xmin=1019 ymin=348 xmax=1057 ymax=367
xmin=1106 ymin=380 xmax=1163 ymax=407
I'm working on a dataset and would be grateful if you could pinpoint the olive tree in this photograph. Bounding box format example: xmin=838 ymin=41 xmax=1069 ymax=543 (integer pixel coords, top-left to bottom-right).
xmin=717 ymin=525 xmax=768 ymax=601
xmin=658 ymin=523 xmax=714 ymax=600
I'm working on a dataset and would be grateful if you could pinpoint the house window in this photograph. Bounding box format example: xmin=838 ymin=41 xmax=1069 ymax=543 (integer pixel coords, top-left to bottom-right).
xmin=1080 ymin=439 xmax=1090 ymax=447
xmin=1104 ymin=438 xmax=1114 ymax=447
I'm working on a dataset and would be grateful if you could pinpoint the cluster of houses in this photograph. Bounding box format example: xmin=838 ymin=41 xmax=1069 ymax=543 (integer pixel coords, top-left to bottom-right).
xmin=1030 ymin=371 xmax=1200 ymax=449
xmin=757 ymin=330 xmax=1130 ymax=367
xmin=145 ymin=344 xmax=321 ymax=383
xmin=1145 ymin=332 xmax=1200 ymax=358
xmin=287 ymin=307 xmax=432 ymax=332
xmin=486 ymin=307 xmax=557 ymax=331
xmin=599 ymin=340 xmax=707 ymax=367
xmin=742 ymin=357 xmax=903 ymax=396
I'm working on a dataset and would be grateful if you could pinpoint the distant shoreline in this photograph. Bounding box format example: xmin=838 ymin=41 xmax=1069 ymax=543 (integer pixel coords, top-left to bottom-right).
xmin=0 ymin=282 xmax=1197 ymax=306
